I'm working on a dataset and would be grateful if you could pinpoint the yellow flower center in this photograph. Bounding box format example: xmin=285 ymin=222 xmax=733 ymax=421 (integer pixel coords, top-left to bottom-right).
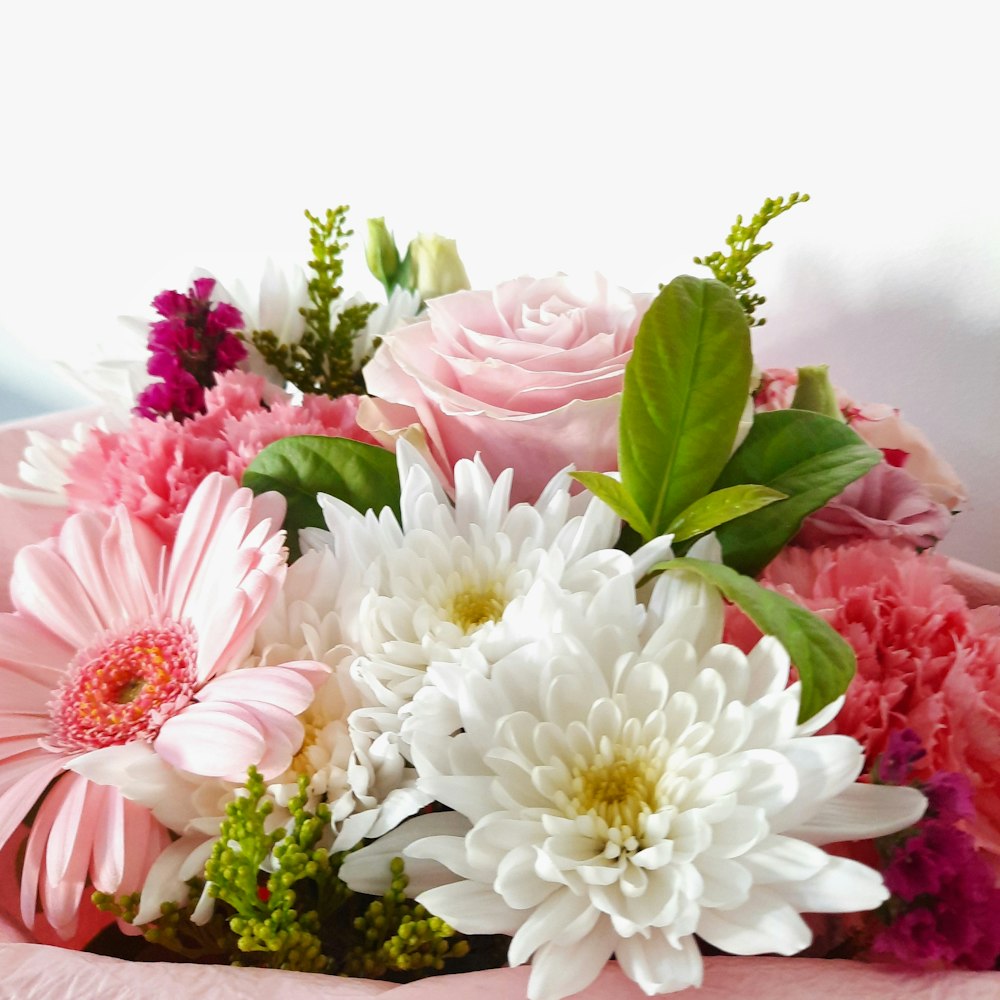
xmin=569 ymin=749 xmax=662 ymax=833
xmin=447 ymin=584 xmax=507 ymax=633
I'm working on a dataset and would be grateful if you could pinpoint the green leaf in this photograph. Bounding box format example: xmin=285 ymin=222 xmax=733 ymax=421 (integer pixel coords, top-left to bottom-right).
xmin=658 ymin=557 xmax=855 ymax=722
xmin=712 ymin=410 xmax=882 ymax=575
xmin=570 ymin=472 xmax=654 ymax=539
xmin=243 ymin=435 xmax=401 ymax=559
xmin=619 ymin=275 xmax=752 ymax=538
xmin=667 ymin=484 xmax=787 ymax=543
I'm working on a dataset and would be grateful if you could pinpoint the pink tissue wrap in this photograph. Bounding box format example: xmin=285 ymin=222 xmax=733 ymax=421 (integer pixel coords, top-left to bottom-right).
xmin=1 ymin=411 xmax=999 ymax=999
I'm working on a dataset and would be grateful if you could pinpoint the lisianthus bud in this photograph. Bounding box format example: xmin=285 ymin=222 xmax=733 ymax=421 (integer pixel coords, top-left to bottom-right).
xmin=366 ymin=217 xmax=401 ymax=291
xmin=406 ymin=233 xmax=470 ymax=300
xmin=791 ymin=364 xmax=845 ymax=421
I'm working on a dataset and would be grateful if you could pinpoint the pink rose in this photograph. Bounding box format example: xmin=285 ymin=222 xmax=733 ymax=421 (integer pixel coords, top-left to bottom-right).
xmin=795 ymin=461 xmax=952 ymax=549
xmin=756 ymin=368 xmax=965 ymax=509
xmin=359 ymin=275 xmax=652 ymax=502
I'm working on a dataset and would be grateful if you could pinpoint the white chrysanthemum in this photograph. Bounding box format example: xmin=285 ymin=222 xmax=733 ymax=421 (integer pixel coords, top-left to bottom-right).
xmin=344 ymin=572 xmax=926 ymax=1000
xmin=305 ymin=441 xmax=673 ymax=752
xmin=251 ymin=546 xmax=429 ymax=849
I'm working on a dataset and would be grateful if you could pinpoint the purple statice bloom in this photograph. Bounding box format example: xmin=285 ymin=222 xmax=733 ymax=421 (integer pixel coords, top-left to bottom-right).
xmin=135 ymin=278 xmax=247 ymax=421
xmin=878 ymin=728 xmax=927 ymax=784
xmin=876 ymin=815 xmax=1000 ymax=969
xmin=924 ymin=771 xmax=975 ymax=823
xmin=883 ymin=820 xmax=969 ymax=900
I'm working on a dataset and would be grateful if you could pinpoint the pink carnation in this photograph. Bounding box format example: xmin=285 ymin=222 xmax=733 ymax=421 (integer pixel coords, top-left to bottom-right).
xmin=65 ymin=371 xmax=378 ymax=542
xmin=724 ymin=540 xmax=1000 ymax=860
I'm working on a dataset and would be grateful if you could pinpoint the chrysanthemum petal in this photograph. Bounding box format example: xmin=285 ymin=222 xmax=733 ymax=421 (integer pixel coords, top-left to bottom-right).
xmin=417 ymin=880 xmax=518 ymax=935
xmin=695 ymin=888 xmax=812 ymax=956
xmin=787 ymin=782 xmax=927 ymax=845
xmin=526 ymin=915 xmax=617 ymax=1000
xmin=616 ymin=928 xmax=704 ymax=995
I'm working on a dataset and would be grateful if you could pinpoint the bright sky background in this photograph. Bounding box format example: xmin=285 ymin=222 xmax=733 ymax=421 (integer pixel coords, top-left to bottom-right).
xmin=1 ymin=1 xmax=997 ymax=566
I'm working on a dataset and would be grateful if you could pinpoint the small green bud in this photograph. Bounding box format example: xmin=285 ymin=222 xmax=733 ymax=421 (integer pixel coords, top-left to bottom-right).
xmin=406 ymin=232 xmax=471 ymax=301
xmin=366 ymin=217 xmax=401 ymax=291
xmin=791 ymin=365 xmax=845 ymax=422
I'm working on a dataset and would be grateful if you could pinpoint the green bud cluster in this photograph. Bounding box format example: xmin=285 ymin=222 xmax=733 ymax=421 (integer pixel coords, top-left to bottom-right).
xmin=248 ymin=206 xmax=377 ymax=398
xmin=92 ymin=890 xmax=233 ymax=960
xmin=694 ymin=192 xmax=809 ymax=327
xmin=93 ymin=890 xmax=141 ymax=924
xmin=203 ymin=769 xmax=349 ymax=973
xmin=95 ymin=776 xmax=470 ymax=981
xmin=341 ymin=857 xmax=469 ymax=978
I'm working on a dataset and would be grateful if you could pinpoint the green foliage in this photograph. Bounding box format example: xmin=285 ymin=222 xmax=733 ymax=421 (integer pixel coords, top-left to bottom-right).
xmin=573 ymin=276 xmax=752 ymax=541
xmin=571 ymin=471 xmax=654 ymax=540
xmin=657 ymin=557 xmax=856 ymax=722
xmin=666 ymin=484 xmax=786 ymax=544
xmin=342 ymin=857 xmax=469 ymax=978
xmin=242 ymin=434 xmax=402 ymax=560
xmin=711 ymin=409 xmax=882 ymax=575
xmin=693 ymin=192 xmax=809 ymax=327
xmin=248 ymin=207 xmax=377 ymax=397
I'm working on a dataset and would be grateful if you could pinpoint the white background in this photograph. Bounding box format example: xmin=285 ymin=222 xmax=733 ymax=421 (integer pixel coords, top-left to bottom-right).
xmin=1 ymin=2 xmax=997 ymax=566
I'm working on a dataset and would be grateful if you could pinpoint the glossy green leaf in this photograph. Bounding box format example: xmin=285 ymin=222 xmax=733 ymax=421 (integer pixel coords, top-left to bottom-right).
xmin=243 ymin=435 xmax=401 ymax=559
xmin=619 ymin=275 xmax=752 ymax=537
xmin=571 ymin=471 xmax=654 ymax=539
xmin=666 ymin=484 xmax=787 ymax=543
xmin=658 ymin=557 xmax=855 ymax=722
xmin=713 ymin=409 xmax=881 ymax=575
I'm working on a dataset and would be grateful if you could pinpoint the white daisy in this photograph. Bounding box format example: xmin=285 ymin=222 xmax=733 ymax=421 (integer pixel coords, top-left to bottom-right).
xmin=304 ymin=441 xmax=673 ymax=753
xmin=344 ymin=570 xmax=926 ymax=1000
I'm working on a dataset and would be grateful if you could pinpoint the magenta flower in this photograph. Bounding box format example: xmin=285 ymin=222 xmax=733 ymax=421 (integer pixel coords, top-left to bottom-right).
xmin=878 ymin=728 xmax=927 ymax=784
xmin=135 ymin=278 xmax=247 ymax=421
xmin=0 ymin=474 xmax=326 ymax=936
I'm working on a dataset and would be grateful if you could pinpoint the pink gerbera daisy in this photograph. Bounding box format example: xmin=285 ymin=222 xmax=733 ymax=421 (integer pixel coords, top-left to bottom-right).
xmin=0 ymin=473 xmax=326 ymax=937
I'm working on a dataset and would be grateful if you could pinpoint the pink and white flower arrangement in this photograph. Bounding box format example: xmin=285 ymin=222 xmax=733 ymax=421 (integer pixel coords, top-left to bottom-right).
xmin=1 ymin=197 xmax=998 ymax=998
xmin=0 ymin=473 xmax=325 ymax=936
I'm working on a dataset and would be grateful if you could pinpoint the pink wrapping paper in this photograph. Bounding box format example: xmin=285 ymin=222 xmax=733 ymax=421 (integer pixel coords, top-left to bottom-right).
xmin=1 ymin=411 xmax=999 ymax=998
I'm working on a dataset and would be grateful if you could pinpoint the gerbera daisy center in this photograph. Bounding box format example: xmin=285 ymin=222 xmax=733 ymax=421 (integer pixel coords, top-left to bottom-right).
xmin=48 ymin=619 xmax=198 ymax=751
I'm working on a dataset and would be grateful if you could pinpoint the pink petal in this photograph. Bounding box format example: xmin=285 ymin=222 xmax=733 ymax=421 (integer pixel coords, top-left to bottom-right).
xmin=0 ymin=667 xmax=62 ymax=715
xmin=0 ymin=613 xmax=74 ymax=679
xmin=120 ymin=799 xmax=170 ymax=894
xmin=0 ymin=718 xmax=48 ymax=747
xmin=154 ymin=702 xmax=265 ymax=779
xmin=19 ymin=771 xmax=90 ymax=936
xmin=10 ymin=543 xmax=107 ymax=648
xmin=195 ymin=662 xmax=326 ymax=715
xmin=0 ymin=753 xmax=66 ymax=849
xmin=43 ymin=774 xmax=98 ymax=934
xmin=99 ymin=510 xmax=159 ymax=624
xmin=163 ymin=473 xmax=235 ymax=614
xmin=89 ymin=785 xmax=125 ymax=893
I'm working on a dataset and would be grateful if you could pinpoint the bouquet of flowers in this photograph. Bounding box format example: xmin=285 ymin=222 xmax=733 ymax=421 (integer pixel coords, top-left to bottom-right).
xmin=1 ymin=196 xmax=998 ymax=999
